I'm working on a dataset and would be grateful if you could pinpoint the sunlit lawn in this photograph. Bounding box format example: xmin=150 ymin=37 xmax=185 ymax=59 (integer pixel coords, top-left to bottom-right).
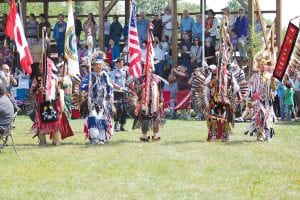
xmin=0 ymin=116 xmax=299 ymax=199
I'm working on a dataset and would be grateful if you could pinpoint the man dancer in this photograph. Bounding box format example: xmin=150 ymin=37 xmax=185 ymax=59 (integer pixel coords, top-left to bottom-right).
xmin=83 ymin=58 xmax=114 ymax=145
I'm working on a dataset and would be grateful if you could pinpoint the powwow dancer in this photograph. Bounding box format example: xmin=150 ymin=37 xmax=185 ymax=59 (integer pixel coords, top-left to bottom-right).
xmin=193 ymin=15 xmax=242 ymax=141
xmin=245 ymin=51 xmax=276 ymax=141
xmin=29 ymin=58 xmax=74 ymax=145
xmin=26 ymin=26 xmax=73 ymax=145
xmin=128 ymin=21 xmax=164 ymax=142
xmin=75 ymin=52 xmax=114 ymax=145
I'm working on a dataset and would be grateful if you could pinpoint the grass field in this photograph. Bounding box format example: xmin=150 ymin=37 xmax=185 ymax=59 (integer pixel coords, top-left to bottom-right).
xmin=0 ymin=116 xmax=300 ymax=200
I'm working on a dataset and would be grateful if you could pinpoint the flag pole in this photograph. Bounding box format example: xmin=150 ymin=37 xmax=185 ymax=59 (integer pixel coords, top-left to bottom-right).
xmin=201 ymin=0 xmax=205 ymax=71
xmin=17 ymin=0 xmax=24 ymax=27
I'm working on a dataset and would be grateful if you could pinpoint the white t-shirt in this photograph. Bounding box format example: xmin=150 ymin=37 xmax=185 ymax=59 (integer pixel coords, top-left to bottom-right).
xmin=154 ymin=43 xmax=166 ymax=61
xmin=162 ymin=14 xmax=172 ymax=30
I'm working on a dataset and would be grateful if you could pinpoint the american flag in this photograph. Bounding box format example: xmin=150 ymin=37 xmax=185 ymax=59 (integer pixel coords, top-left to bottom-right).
xmin=144 ymin=21 xmax=155 ymax=107
xmin=128 ymin=0 xmax=142 ymax=78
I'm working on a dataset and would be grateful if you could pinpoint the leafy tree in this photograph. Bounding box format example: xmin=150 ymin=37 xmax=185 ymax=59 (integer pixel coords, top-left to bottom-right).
xmin=227 ymin=0 xmax=242 ymax=12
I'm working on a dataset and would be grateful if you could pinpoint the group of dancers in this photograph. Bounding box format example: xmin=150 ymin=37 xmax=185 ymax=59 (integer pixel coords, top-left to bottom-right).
xmin=22 ymin=16 xmax=284 ymax=146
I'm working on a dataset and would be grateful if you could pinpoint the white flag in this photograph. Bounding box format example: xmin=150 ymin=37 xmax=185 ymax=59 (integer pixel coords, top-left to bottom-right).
xmin=64 ymin=0 xmax=79 ymax=77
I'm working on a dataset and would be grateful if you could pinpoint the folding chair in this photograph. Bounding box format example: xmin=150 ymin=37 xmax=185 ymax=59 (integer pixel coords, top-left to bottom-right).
xmin=0 ymin=127 xmax=18 ymax=155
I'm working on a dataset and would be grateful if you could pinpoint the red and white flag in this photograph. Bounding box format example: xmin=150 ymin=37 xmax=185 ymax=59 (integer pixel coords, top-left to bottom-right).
xmin=144 ymin=21 xmax=155 ymax=107
xmin=128 ymin=0 xmax=142 ymax=78
xmin=5 ymin=0 xmax=32 ymax=74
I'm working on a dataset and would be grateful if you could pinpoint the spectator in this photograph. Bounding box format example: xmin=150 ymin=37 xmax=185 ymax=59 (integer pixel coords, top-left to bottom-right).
xmin=230 ymin=29 xmax=238 ymax=55
xmin=172 ymin=65 xmax=191 ymax=120
xmin=106 ymin=38 xmax=120 ymax=67
xmin=53 ymin=14 xmax=67 ymax=56
xmin=205 ymin=9 xmax=218 ymax=48
xmin=39 ymin=14 xmax=51 ymax=39
xmin=179 ymin=32 xmax=192 ymax=75
xmin=110 ymin=15 xmax=122 ymax=46
xmin=190 ymin=37 xmax=202 ymax=70
xmin=153 ymin=14 xmax=163 ymax=41
xmin=83 ymin=13 xmax=97 ymax=47
xmin=153 ymin=36 xmax=167 ymax=78
xmin=284 ymin=82 xmax=297 ymax=122
xmin=0 ymin=64 xmax=18 ymax=118
xmin=192 ymin=14 xmax=203 ymax=41
xmin=222 ymin=7 xmax=235 ymax=33
xmin=180 ymin=10 xmax=194 ymax=39
xmin=137 ymin=12 xmax=149 ymax=46
xmin=234 ymin=8 xmax=249 ymax=60
xmin=0 ymin=45 xmax=12 ymax=66
xmin=141 ymin=41 xmax=147 ymax=63
xmin=74 ymin=13 xmax=83 ymax=46
xmin=294 ymin=71 xmax=300 ymax=117
xmin=0 ymin=83 xmax=14 ymax=129
xmin=204 ymin=37 xmax=216 ymax=66
xmin=104 ymin=17 xmax=111 ymax=50
xmin=122 ymin=18 xmax=129 ymax=43
xmin=0 ymin=14 xmax=7 ymax=43
xmin=26 ymin=13 xmax=39 ymax=46
xmin=162 ymin=6 xmax=172 ymax=43
xmin=275 ymin=80 xmax=286 ymax=120
xmin=122 ymin=39 xmax=130 ymax=65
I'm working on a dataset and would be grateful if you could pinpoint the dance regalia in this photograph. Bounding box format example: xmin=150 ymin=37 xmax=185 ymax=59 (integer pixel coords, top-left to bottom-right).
xmin=245 ymin=66 xmax=276 ymax=141
xmin=31 ymin=58 xmax=73 ymax=141
xmin=81 ymin=71 xmax=114 ymax=144
xmin=130 ymin=74 xmax=163 ymax=141
xmin=205 ymin=67 xmax=241 ymax=141
xmin=193 ymin=15 xmax=242 ymax=141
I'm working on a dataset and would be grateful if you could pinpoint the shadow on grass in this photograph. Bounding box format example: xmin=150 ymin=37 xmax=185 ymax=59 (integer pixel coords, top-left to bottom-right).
xmin=223 ymin=139 xmax=257 ymax=145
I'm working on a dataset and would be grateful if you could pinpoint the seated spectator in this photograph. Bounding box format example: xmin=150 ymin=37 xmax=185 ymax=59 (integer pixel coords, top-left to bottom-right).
xmin=235 ymin=101 xmax=255 ymax=122
xmin=190 ymin=37 xmax=202 ymax=70
xmin=154 ymin=36 xmax=168 ymax=78
xmin=179 ymin=32 xmax=192 ymax=75
xmin=0 ymin=83 xmax=14 ymax=129
xmin=192 ymin=14 xmax=203 ymax=41
xmin=204 ymin=37 xmax=216 ymax=66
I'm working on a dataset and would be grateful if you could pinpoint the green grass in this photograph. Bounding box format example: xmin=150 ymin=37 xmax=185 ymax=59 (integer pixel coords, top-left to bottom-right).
xmin=0 ymin=116 xmax=300 ymax=200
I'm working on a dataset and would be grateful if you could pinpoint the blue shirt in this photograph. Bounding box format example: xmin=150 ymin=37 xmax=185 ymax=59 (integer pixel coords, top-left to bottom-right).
xmin=192 ymin=22 xmax=203 ymax=39
xmin=180 ymin=16 xmax=194 ymax=32
xmin=137 ymin=19 xmax=149 ymax=42
xmin=234 ymin=16 xmax=248 ymax=38
xmin=110 ymin=68 xmax=126 ymax=88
